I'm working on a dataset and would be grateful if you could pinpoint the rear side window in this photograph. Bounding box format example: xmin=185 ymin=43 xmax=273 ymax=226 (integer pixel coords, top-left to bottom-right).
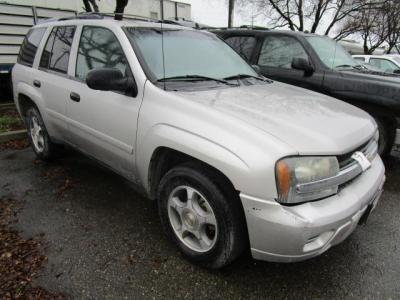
xmin=75 ymin=26 xmax=128 ymax=80
xmin=40 ymin=26 xmax=76 ymax=74
xmin=17 ymin=28 xmax=46 ymax=67
xmin=225 ymin=36 xmax=256 ymax=61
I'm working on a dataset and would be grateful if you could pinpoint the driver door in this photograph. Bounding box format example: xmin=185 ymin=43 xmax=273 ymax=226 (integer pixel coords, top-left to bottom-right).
xmin=256 ymin=35 xmax=323 ymax=92
xmin=66 ymin=25 xmax=142 ymax=181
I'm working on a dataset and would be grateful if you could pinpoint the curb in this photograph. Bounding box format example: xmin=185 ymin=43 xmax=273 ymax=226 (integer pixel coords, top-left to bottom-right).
xmin=0 ymin=102 xmax=15 ymax=108
xmin=0 ymin=129 xmax=27 ymax=143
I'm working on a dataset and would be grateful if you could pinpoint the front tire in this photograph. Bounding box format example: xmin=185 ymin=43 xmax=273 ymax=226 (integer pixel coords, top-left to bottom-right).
xmin=157 ymin=162 xmax=247 ymax=269
xmin=25 ymin=106 xmax=58 ymax=160
xmin=374 ymin=117 xmax=395 ymax=157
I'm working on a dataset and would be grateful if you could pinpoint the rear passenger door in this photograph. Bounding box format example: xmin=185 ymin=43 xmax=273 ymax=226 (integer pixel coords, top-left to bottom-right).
xmin=65 ymin=26 xmax=141 ymax=181
xmin=34 ymin=25 xmax=76 ymax=140
xmin=256 ymin=35 xmax=323 ymax=91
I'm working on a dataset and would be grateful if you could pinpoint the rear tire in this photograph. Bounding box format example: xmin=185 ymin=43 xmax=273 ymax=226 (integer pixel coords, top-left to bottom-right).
xmin=374 ymin=117 xmax=395 ymax=157
xmin=25 ymin=106 xmax=59 ymax=161
xmin=157 ymin=162 xmax=247 ymax=269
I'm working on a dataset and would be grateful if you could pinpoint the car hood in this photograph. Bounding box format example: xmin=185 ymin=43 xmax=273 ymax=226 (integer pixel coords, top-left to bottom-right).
xmin=176 ymin=82 xmax=376 ymax=155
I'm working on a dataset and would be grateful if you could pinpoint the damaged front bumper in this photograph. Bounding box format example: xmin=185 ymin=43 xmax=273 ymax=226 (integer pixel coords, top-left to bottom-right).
xmin=240 ymin=156 xmax=385 ymax=263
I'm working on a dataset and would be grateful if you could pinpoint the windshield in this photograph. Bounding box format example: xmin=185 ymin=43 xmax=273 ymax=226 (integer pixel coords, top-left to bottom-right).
xmin=124 ymin=27 xmax=258 ymax=82
xmin=306 ymin=36 xmax=358 ymax=69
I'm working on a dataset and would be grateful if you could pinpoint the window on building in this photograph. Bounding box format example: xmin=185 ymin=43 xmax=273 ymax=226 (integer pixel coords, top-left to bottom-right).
xmin=17 ymin=28 xmax=46 ymax=67
xmin=40 ymin=26 xmax=76 ymax=74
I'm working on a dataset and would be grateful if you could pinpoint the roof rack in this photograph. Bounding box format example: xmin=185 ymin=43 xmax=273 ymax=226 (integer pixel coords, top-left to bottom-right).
xmin=56 ymin=12 xmax=165 ymax=24
xmin=48 ymin=12 xmax=213 ymax=29
xmin=212 ymin=25 xmax=269 ymax=31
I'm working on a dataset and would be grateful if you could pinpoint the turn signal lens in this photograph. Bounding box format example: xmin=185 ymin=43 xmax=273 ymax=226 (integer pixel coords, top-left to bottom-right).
xmin=275 ymin=156 xmax=339 ymax=204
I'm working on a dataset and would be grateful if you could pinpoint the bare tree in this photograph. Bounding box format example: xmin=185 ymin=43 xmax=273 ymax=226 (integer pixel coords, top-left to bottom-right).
xmin=241 ymin=0 xmax=381 ymax=34
xmin=384 ymin=0 xmax=400 ymax=53
xmin=338 ymin=0 xmax=399 ymax=53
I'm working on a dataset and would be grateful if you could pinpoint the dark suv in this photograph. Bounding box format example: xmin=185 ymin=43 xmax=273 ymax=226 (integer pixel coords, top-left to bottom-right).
xmin=214 ymin=29 xmax=400 ymax=156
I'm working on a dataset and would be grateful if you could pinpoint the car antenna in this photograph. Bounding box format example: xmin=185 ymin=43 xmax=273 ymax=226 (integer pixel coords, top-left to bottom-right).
xmin=161 ymin=20 xmax=166 ymax=91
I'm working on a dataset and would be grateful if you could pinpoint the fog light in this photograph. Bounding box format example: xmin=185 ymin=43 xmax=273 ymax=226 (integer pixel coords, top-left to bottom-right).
xmin=303 ymin=231 xmax=334 ymax=252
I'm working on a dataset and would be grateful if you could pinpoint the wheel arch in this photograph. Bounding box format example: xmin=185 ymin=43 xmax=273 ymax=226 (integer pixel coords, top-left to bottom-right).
xmin=15 ymin=82 xmax=45 ymax=119
xmin=138 ymin=124 xmax=250 ymax=201
xmin=147 ymin=146 xmax=240 ymax=202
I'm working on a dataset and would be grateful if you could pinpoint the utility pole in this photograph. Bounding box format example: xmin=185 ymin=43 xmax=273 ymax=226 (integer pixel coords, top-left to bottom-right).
xmin=228 ymin=0 xmax=234 ymax=27
xmin=160 ymin=0 xmax=164 ymax=20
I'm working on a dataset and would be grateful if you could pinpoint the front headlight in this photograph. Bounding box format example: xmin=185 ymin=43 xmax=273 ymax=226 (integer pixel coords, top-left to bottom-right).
xmin=276 ymin=156 xmax=339 ymax=204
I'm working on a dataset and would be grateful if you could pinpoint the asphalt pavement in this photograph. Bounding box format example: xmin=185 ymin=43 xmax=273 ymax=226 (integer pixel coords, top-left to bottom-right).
xmin=0 ymin=147 xmax=399 ymax=299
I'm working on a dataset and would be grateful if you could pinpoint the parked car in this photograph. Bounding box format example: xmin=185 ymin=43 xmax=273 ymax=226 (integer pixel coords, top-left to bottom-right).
xmin=12 ymin=16 xmax=385 ymax=268
xmin=353 ymin=54 xmax=400 ymax=74
xmin=214 ymin=29 xmax=400 ymax=156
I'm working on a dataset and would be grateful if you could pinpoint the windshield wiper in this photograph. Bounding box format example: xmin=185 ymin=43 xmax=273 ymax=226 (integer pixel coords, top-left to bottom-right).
xmin=223 ymin=74 xmax=268 ymax=81
xmin=335 ymin=64 xmax=356 ymax=69
xmin=353 ymin=64 xmax=367 ymax=70
xmin=157 ymin=75 xmax=239 ymax=86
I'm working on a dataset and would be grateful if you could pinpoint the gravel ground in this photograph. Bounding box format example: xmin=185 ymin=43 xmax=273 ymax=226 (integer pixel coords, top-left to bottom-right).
xmin=0 ymin=148 xmax=399 ymax=299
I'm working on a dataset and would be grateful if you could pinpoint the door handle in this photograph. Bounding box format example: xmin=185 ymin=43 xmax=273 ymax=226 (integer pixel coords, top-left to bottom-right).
xmin=33 ymin=80 xmax=41 ymax=88
xmin=70 ymin=92 xmax=80 ymax=102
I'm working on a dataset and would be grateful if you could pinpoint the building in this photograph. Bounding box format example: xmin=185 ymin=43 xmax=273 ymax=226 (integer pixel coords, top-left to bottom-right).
xmin=0 ymin=0 xmax=191 ymax=20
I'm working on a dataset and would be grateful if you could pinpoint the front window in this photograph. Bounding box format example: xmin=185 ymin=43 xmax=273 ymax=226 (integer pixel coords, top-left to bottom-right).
xmin=306 ymin=36 xmax=358 ymax=69
xmin=124 ymin=27 xmax=258 ymax=85
xmin=369 ymin=58 xmax=399 ymax=73
xmin=76 ymin=26 xmax=129 ymax=81
xmin=225 ymin=36 xmax=257 ymax=61
xmin=258 ymin=35 xmax=309 ymax=68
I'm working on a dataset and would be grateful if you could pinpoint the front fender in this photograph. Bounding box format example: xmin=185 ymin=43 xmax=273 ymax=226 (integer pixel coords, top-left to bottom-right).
xmin=136 ymin=123 xmax=250 ymax=195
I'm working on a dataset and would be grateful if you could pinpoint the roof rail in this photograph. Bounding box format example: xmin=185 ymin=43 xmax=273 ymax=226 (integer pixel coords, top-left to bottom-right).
xmin=212 ymin=25 xmax=269 ymax=31
xmin=56 ymin=12 xmax=163 ymax=23
xmin=58 ymin=12 xmax=103 ymax=21
xmin=46 ymin=12 xmax=209 ymax=28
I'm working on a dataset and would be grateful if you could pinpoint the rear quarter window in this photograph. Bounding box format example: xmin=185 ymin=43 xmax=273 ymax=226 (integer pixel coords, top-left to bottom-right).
xmin=17 ymin=28 xmax=47 ymax=67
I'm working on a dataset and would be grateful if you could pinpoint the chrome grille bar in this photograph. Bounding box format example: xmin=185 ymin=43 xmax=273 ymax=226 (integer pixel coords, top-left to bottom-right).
xmin=296 ymin=163 xmax=363 ymax=194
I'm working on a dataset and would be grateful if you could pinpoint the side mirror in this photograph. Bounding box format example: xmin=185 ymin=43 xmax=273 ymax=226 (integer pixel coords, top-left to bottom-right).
xmin=291 ymin=57 xmax=314 ymax=74
xmin=393 ymin=69 xmax=400 ymax=74
xmin=251 ymin=64 xmax=261 ymax=75
xmin=86 ymin=68 xmax=135 ymax=94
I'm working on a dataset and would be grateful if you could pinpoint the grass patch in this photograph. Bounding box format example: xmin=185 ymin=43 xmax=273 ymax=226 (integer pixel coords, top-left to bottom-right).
xmin=0 ymin=108 xmax=24 ymax=133
xmin=0 ymin=116 xmax=23 ymax=133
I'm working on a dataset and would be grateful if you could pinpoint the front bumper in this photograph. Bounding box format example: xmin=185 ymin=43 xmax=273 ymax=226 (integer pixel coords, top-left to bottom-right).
xmin=240 ymin=156 xmax=385 ymax=263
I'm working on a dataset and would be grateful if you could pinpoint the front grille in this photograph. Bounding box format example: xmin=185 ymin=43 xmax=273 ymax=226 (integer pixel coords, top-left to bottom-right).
xmin=337 ymin=139 xmax=373 ymax=170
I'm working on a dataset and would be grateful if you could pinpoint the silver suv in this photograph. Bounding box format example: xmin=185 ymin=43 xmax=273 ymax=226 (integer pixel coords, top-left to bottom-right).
xmin=12 ymin=15 xmax=385 ymax=269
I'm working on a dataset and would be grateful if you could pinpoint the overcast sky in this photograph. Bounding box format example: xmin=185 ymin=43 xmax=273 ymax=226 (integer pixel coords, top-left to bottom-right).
xmin=190 ymin=0 xmax=263 ymax=28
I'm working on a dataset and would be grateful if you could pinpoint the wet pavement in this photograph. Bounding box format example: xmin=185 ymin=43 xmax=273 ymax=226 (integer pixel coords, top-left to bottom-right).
xmin=1 ymin=148 xmax=399 ymax=299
